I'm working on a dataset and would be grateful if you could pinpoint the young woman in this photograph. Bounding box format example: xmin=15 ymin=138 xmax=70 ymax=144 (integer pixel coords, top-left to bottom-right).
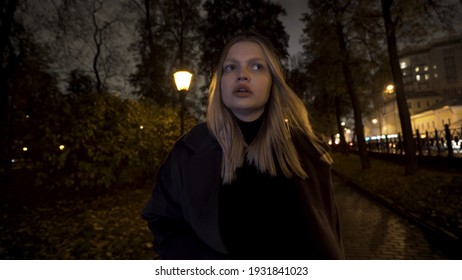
xmin=142 ymin=33 xmax=345 ymax=260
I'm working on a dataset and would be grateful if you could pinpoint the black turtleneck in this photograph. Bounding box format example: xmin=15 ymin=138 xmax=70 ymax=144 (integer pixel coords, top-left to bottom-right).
xmin=234 ymin=114 xmax=264 ymax=144
xmin=218 ymin=115 xmax=314 ymax=260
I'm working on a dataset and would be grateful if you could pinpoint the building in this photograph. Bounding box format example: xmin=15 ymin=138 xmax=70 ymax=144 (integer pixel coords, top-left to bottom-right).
xmin=400 ymin=36 xmax=462 ymax=99
xmin=364 ymin=36 xmax=462 ymax=138
xmin=411 ymin=99 xmax=462 ymax=134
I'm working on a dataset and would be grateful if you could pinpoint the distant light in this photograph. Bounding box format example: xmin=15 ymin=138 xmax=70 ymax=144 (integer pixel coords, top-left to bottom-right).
xmin=59 ymin=145 xmax=65 ymax=150
xmin=385 ymin=84 xmax=394 ymax=94
xmin=346 ymin=129 xmax=351 ymax=134
xmin=140 ymin=125 xmax=144 ymax=129
xmin=26 ymin=115 xmax=30 ymax=118
xmin=328 ymin=140 xmax=333 ymax=145
xmin=23 ymin=147 xmax=28 ymax=151
xmin=11 ymin=159 xmax=16 ymax=163
xmin=341 ymin=122 xmax=346 ymax=126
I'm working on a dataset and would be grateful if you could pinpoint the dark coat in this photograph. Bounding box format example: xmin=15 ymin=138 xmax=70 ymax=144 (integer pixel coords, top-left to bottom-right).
xmin=142 ymin=122 xmax=345 ymax=259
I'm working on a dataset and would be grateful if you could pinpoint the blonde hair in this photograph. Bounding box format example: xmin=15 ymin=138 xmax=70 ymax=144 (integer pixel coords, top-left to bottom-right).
xmin=206 ymin=33 xmax=332 ymax=184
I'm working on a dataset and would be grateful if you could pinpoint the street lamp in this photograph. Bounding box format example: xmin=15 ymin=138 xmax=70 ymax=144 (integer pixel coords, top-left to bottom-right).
xmin=173 ymin=70 xmax=193 ymax=136
xmin=174 ymin=71 xmax=193 ymax=91
xmin=385 ymin=84 xmax=394 ymax=95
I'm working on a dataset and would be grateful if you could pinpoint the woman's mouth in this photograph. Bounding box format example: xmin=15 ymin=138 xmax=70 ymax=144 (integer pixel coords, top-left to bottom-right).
xmin=234 ymin=86 xmax=252 ymax=97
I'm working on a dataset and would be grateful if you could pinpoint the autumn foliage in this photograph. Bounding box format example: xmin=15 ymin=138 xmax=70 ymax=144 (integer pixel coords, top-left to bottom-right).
xmin=14 ymin=91 xmax=195 ymax=193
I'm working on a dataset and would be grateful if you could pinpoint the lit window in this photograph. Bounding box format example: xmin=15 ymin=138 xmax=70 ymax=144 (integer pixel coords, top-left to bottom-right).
xmin=425 ymin=74 xmax=429 ymax=80
xmin=424 ymin=65 xmax=429 ymax=71
xmin=400 ymin=62 xmax=407 ymax=69
xmin=433 ymin=65 xmax=437 ymax=69
xmin=415 ymin=66 xmax=420 ymax=72
xmin=416 ymin=74 xmax=421 ymax=81
xmin=434 ymin=73 xmax=438 ymax=78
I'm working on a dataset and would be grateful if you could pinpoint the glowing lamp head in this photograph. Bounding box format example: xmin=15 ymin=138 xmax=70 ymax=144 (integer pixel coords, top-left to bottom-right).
xmin=173 ymin=71 xmax=193 ymax=91
xmin=385 ymin=84 xmax=394 ymax=94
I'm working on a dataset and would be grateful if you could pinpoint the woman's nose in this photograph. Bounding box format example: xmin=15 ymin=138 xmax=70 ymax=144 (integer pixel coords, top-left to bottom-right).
xmin=237 ymin=69 xmax=249 ymax=81
xmin=237 ymin=75 xmax=248 ymax=81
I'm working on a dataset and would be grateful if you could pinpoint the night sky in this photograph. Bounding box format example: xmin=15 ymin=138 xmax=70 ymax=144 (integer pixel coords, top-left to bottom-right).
xmin=273 ymin=0 xmax=308 ymax=56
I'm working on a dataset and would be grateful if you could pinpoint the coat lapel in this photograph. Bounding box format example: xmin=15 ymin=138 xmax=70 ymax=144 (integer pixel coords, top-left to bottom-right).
xmin=180 ymin=124 xmax=228 ymax=253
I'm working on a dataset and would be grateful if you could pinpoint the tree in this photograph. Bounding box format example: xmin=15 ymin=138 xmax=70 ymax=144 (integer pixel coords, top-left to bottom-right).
xmin=129 ymin=0 xmax=171 ymax=104
xmin=381 ymin=0 xmax=417 ymax=175
xmin=301 ymin=6 xmax=341 ymax=143
xmin=27 ymin=0 xmax=134 ymax=95
xmin=2 ymin=14 xmax=62 ymax=181
xmin=331 ymin=0 xmax=370 ymax=169
xmin=379 ymin=0 xmax=458 ymax=175
xmin=302 ymin=0 xmax=371 ymax=168
xmin=67 ymin=69 xmax=95 ymax=95
xmin=0 ymin=0 xmax=19 ymax=182
xmin=200 ymin=0 xmax=289 ymax=79
xmin=286 ymin=55 xmax=310 ymax=102
xmin=129 ymin=0 xmax=203 ymax=123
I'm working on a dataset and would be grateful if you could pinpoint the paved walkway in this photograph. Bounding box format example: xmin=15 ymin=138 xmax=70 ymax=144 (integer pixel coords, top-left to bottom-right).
xmin=333 ymin=175 xmax=455 ymax=259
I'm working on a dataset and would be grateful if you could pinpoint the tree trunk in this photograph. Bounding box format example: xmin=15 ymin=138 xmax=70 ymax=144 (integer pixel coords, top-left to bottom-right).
xmin=91 ymin=9 xmax=103 ymax=94
xmin=335 ymin=18 xmax=371 ymax=169
xmin=381 ymin=0 xmax=418 ymax=175
xmin=0 ymin=0 xmax=18 ymax=183
xmin=335 ymin=95 xmax=349 ymax=155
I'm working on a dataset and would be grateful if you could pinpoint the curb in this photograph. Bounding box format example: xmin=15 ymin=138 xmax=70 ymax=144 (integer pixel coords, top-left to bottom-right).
xmin=332 ymin=169 xmax=461 ymax=251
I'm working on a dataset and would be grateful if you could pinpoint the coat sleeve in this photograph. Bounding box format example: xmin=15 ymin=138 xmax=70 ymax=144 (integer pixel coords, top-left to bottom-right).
xmin=293 ymin=133 xmax=345 ymax=259
xmin=141 ymin=142 xmax=226 ymax=260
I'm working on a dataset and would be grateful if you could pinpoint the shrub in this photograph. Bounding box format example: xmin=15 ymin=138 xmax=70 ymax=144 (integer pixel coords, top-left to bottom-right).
xmin=25 ymin=92 xmax=194 ymax=193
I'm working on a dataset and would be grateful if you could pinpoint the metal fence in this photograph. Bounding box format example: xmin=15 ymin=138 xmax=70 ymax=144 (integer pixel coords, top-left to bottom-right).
xmin=359 ymin=124 xmax=462 ymax=158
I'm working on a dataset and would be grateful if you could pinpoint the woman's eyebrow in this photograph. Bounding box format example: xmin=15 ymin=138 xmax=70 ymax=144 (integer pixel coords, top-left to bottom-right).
xmin=223 ymin=57 xmax=266 ymax=63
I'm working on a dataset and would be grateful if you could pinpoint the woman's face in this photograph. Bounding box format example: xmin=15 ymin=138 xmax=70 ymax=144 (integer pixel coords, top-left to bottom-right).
xmin=220 ymin=41 xmax=272 ymax=122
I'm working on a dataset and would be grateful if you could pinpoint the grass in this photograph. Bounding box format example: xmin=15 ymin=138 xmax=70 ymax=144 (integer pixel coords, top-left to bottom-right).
xmin=331 ymin=152 xmax=462 ymax=240
xmin=0 ymin=171 xmax=158 ymax=260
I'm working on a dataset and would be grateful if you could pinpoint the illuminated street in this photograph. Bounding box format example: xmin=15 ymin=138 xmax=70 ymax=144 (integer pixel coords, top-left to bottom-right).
xmin=334 ymin=175 xmax=457 ymax=260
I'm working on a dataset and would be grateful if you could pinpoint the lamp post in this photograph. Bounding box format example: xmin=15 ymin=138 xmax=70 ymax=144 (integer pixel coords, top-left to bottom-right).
xmin=173 ymin=70 xmax=192 ymax=136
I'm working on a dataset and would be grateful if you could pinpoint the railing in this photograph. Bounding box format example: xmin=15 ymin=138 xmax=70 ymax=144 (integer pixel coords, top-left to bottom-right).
xmin=349 ymin=124 xmax=462 ymax=158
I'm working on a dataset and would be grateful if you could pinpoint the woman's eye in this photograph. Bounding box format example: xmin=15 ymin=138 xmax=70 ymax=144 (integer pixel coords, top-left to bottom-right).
xmin=224 ymin=64 xmax=235 ymax=71
xmin=251 ymin=63 xmax=264 ymax=71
